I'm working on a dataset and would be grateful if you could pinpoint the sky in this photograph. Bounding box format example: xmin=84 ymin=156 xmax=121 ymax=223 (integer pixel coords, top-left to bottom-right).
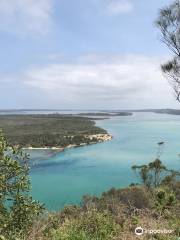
xmin=0 ymin=0 xmax=179 ymax=110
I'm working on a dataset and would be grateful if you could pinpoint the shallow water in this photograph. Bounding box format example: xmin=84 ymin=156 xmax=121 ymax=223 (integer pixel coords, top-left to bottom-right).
xmin=30 ymin=112 xmax=180 ymax=211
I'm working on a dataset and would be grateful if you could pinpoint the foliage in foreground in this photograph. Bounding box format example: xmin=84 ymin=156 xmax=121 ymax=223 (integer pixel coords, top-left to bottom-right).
xmin=0 ymin=132 xmax=44 ymax=239
xmin=51 ymin=210 xmax=120 ymax=240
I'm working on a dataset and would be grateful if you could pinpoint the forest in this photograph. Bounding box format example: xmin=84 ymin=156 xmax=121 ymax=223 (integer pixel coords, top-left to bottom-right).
xmin=0 ymin=114 xmax=107 ymax=147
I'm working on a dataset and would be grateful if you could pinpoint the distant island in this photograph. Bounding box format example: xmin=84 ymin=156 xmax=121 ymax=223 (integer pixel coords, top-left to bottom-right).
xmin=128 ymin=108 xmax=180 ymax=115
xmin=153 ymin=109 xmax=180 ymax=115
xmin=0 ymin=114 xmax=112 ymax=149
xmin=77 ymin=112 xmax=133 ymax=117
xmin=76 ymin=109 xmax=180 ymax=116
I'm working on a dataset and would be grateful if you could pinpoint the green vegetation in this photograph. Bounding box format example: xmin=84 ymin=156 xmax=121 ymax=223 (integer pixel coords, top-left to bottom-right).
xmin=156 ymin=0 xmax=180 ymax=102
xmin=0 ymin=115 xmax=107 ymax=148
xmin=51 ymin=210 xmax=119 ymax=240
xmin=0 ymin=132 xmax=44 ymax=239
xmin=132 ymin=158 xmax=180 ymax=188
xmin=0 ymin=133 xmax=179 ymax=240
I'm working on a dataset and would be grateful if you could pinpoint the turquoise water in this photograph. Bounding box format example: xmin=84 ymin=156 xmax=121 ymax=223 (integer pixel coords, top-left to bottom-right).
xmin=30 ymin=112 xmax=180 ymax=211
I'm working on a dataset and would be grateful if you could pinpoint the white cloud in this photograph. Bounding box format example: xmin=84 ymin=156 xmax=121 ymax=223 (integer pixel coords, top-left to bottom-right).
xmin=0 ymin=0 xmax=54 ymax=35
xmin=106 ymin=0 xmax=133 ymax=15
xmin=19 ymin=54 xmax=178 ymax=109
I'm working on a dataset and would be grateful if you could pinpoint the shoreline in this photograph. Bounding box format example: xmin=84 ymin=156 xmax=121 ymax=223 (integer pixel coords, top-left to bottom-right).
xmin=22 ymin=133 xmax=113 ymax=151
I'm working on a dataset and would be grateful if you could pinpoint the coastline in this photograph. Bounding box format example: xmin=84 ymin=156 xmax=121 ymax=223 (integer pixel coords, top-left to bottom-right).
xmin=22 ymin=133 xmax=113 ymax=151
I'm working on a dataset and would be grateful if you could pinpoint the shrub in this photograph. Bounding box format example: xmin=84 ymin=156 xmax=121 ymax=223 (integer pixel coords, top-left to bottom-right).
xmin=154 ymin=188 xmax=176 ymax=213
xmin=0 ymin=131 xmax=44 ymax=239
xmin=51 ymin=209 xmax=120 ymax=240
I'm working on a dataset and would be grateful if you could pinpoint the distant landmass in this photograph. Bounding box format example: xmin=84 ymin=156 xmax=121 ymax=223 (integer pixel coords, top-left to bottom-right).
xmin=152 ymin=109 xmax=180 ymax=115
xmin=0 ymin=108 xmax=180 ymax=116
xmin=0 ymin=114 xmax=112 ymax=149
xmin=132 ymin=109 xmax=180 ymax=115
xmin=77 ymin=112 xmax=133 ymax=117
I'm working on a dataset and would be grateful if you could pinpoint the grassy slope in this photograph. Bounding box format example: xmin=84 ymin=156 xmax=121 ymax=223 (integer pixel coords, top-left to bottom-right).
xmin=0 ymin=114 xmax=107 ymax=147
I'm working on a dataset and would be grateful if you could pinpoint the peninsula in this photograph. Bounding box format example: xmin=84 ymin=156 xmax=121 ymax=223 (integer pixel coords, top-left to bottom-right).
xmin=0 ymin=114 xmax=112 ymax=149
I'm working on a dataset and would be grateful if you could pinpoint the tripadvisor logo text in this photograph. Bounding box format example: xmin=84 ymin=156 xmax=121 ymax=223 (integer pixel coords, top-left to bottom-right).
xmin=135 ymin=227 xmax=174 ymax=236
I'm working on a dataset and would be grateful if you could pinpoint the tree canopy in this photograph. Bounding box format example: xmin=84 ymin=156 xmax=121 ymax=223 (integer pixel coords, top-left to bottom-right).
xmin=156 ymin=0 xmax=180 ymax=101
xmin=0 ymin=131 xmax=44 ymax=239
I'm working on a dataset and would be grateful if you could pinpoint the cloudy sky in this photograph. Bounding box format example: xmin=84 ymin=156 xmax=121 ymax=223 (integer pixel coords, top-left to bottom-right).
xmin=0 ymin=0 xmax=179 ymax=110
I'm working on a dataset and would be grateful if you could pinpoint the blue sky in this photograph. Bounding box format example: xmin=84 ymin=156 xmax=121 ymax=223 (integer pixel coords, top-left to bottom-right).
xmin=0 ymin=0 xmax=179 ymax=109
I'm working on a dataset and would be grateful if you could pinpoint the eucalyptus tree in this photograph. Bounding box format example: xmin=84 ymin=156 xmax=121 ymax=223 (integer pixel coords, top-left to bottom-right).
xmin=132 ymin=159 xmax=167 ymax=188
xmin=156 ymin=0 xmax=180 ymax=101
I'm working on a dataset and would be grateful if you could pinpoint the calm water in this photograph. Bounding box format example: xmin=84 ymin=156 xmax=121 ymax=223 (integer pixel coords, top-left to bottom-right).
xmin=30 ymin=112 xmax=180 ymax=211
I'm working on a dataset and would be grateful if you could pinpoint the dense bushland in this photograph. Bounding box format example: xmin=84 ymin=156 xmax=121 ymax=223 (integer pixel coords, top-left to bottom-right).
xmin=0 ymin=115 xmax=107 ymax=148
